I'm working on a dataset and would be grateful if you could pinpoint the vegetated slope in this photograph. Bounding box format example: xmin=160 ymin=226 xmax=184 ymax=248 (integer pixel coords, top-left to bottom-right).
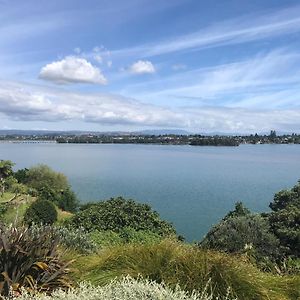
xmin=68 ymin=240 xmax=300 ymax=300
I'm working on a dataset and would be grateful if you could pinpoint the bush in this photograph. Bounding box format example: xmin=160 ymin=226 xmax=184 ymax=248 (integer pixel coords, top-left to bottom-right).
xmin=13 ymin=168 xmax=29 ymax=184
xmin=90 ymin=227 xmax=162 ymax=248
xmin=68 ymin=197 xmax=176 ymax=236
xmin=71 ymin=240 xmax=300 ymax=300
xmin=269 ymin=181 xmax=300 ymax=257
xmin=25 ymin=165 xmax=69 ymax=192
xmin=25 ymin=165 xmax=79 ymax=213
xmin=56 ymin=188 xmax=79 ymax=213
xmin=200 ymin=214 xmax=280 ymax=260
xmin=6 ymin=276 xmax=214 ymax=300
xmin=55 ymin=226 xmax=97 ymax=254
xmin=0 ymin=225 xmax=72 ymax=297
xmin=24 ymin=200 xmax=58 ymax=225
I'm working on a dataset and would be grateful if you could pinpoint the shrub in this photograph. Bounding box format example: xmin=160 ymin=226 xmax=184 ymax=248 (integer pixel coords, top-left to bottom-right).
xmin=24 ymin=200 xmax=58 ymax=225
xmin=0 ymin=225 xmax=72 ymax=297
xmin=6 ymin=276 xmax=216 ymax=300
xmin=56 ymin=188 xmax=79 ymax=213
xmin=54 ymin=226 xmax=97 ymax=254
xmin=223 ymin=201 xmax=251 ymax=221
xmin=25 ymin=165 xmax=69 ymax=192
xmin=200 ymin=214 xmax=280 ymax=260
xmin=89 ymin=227 xmax=162 ymax=248
xmin=25 ymin=165 xmax=79 ymax=213
xmin=68 ymin=197 xmax=176 ymax=236
xmin=269 ymin=205 xmax=300 ymax=257
xmin=269 ymin=180 xmax=300 ymax=257
xmin=13 ymin=168 xmax=29 ymax=184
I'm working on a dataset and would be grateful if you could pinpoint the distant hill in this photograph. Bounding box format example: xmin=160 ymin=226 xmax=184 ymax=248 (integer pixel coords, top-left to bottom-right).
xmin=0 ymin=129 xmax=191 ymax=136
xmin=134 ymin=129 xmax=191 ymax=135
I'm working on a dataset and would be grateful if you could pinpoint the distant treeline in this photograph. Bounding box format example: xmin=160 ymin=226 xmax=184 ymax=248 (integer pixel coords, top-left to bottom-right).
xmin=1 ymin=131 xmax=300 ymax=146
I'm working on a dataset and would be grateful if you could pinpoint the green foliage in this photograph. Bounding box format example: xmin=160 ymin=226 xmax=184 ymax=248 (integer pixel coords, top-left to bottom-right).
xmin=269 ymin=181 xmax=300 ymax=257
xmin=90 ymin=228 xmax=162 ymax=248
xmin=0 ymin=225 xmax=72 ymax=297
xmin=0 ymin=160 xmax=15 ymax=196
xmin=68 ymin=197 xmax=176 ymax=236
xmin=223 ymin=201 xmax=251 ymax=221
xmin=71 ymin=240 xmax=300 ymax=300
xmin=24 ymin=200 xmax=58 ymax=225
xmin=6 ymin=277 xmax=215 ymax=300
xmin=200 ymin=214 xmax=280 ymax=260
xmin=54 ymin=226 xmax=96 ymax=254
xmin=0 ymin=160 xmax=14 ymax=180
xmin=0 ymin=203 xmax=7 ymax=215
xmin=269 ymin=205 xmax=300 ymax=257
xmin=25 ymin=165 xmax=69 ymax=192
xmin=13 ymin=168 xmax=29 ymax=184
xmin=56 ymin=188 xmax=79 ymax=213
xmin=25 ymin=165 xmax=78 ymax=212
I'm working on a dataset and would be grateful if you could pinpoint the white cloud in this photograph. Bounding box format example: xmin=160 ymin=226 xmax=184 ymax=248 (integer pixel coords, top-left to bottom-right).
xmin=129 ymin=60 xmax=155 ymax=74
xmin=0 ymin=80 xmax=300 ymax=133
xmin=39 ymin=56 xmax=107 ymax=85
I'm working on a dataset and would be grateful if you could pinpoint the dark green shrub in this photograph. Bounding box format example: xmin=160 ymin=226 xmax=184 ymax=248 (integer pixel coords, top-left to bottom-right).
xmin=269 ymin=181 xmax=300 ymax=257
xmin=68 ymin=197 xmax=175 ymax=236
xmin=0 ymin=225 xmax=72 ymax=296
xmin=57 ymin=188 xmax=79 ymax=213
xmin=269 ymin=205 xmax=300 ymax=257
xmin=200 ymin=214 xmax=280 ymax=260
xmin=223 ymin=201 xmax=251 ymax=220
xmin=13 ymin=168 xmax=29 ymax=184
xmin=24 ymin=200 xmax=58 ymax=225
xmin=269 ymin=181 xmax=300 ymax=212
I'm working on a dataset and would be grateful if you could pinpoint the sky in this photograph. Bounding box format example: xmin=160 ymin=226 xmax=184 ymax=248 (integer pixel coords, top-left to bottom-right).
xmin=1 ymin=0 xmax=300 ymax=133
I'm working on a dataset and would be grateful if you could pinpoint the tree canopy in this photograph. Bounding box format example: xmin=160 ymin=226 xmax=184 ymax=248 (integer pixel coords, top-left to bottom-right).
xmin=69 ymin=197 xmax=176 ymax=236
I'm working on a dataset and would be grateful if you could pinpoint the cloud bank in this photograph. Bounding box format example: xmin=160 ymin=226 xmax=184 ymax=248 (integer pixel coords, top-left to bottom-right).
xmin=0 ymin=80 xmax=299 ymax=133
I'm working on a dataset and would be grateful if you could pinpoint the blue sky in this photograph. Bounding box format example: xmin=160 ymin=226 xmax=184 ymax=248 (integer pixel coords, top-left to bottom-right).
xmin=1 ymin=0 xmax=300 ymax=133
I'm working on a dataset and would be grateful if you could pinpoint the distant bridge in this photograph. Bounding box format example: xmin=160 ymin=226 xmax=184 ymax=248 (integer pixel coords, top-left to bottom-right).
xmin=0 ymin=140 xmax=57 ymax=144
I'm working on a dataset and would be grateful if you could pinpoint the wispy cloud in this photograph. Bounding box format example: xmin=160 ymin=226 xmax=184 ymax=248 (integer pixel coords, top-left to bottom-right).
xmin=123 ymin=49 xmax=300 ymax=109
xmin=111 ymin=5 xmax=300 ymax=58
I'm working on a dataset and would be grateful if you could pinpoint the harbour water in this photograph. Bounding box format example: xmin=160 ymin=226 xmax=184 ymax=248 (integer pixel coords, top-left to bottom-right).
xmin=1 ymin=142 xmax=300 ymax=241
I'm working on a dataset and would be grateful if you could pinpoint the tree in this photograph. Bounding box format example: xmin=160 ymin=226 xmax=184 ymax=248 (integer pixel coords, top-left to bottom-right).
xmin=26 ymin=165 xmax=69 ymax=192
xmin=200 ymin=214 xmax=280 ymax=259
xmin=25 ymin=165 xmax=78 ymax=212
xmin=13 ymin=168 xmax=29 ymax=184
xmin=269 ymin=181 xmax=300 ymax=257
xmin=269 ymin=182 xmax=300 ymax=211
xmin=269 ymin=130 xmax=277 ymax=142
xmin=223 ymin=201 xmax=251 ymax=221
xmin=57 ymin=188 xmax=79 ymax=213
xmin=69 ymin=197 xmax=176 ymax=236
xmin=0 ymin=160 xmax=14 ymax=196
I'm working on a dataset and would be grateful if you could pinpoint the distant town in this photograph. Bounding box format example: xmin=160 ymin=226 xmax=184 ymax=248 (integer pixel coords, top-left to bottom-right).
xmin=0 ymin=130 xmax=300 ymax=146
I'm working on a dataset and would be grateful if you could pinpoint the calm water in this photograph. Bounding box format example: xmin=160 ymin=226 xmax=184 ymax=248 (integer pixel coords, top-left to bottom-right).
xmin=1 ymin=142 xmax=300 ymax=241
